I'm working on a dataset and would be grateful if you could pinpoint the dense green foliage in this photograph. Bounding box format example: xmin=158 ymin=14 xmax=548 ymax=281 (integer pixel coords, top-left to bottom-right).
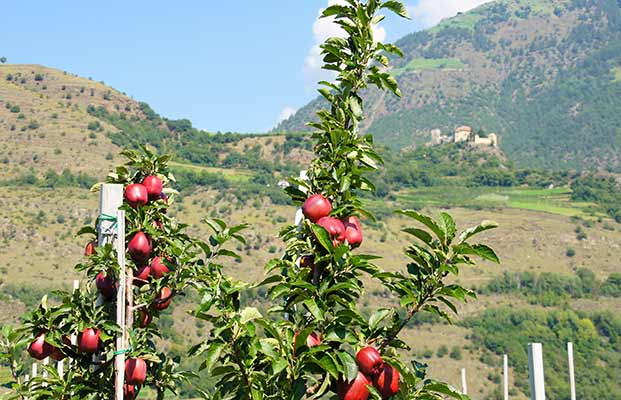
xmin=3 ymin=169 xmax=97 ymax=190
xmin=481 ymin=269 xmax=621 ymax=306
xmin=464 ymin=307 xmax=621 ymax=400
xmin=571 ymin=175 xmax=621 ymax=222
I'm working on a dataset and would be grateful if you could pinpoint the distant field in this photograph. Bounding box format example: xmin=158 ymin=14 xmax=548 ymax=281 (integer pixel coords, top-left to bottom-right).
xmin=396 ymin=186 xmax=603 ymax=219
xmin=612 ymin=66 xmax=621 ymax=83
xmin=391 ymin=58 xmax=466 ymax=76
xmin=169 ymin=161 xmax=253 ymax=183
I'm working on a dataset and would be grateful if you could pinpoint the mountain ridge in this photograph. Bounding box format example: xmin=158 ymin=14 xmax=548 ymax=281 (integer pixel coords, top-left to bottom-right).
xmin=276 ymin=0 xmax=621 ymax=172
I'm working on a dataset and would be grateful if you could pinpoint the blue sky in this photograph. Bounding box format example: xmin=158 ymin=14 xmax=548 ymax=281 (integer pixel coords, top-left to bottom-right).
xmin=1 ymin=1 xmax=490 ymax=132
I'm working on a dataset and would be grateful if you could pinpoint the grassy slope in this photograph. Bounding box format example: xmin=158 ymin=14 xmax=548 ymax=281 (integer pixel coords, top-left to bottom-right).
xmin=1 ymin=182 xmax=620 ymax=397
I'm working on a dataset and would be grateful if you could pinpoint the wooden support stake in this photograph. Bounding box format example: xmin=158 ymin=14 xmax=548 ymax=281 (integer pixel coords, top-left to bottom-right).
xmin=528 ymin=343 xmax=546 ymax=400
xmin=461 ymin=368 xmax=467 ymax=395
xmin=114 ymin=210 xmax=127 ymax=400
xmin=567 ymin=342 xmax=576 ymax=400
xmin=503 ymin=354 xmax=509 ymax=400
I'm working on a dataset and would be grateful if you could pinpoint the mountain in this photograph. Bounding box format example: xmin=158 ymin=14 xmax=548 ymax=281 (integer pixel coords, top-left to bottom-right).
xmin=277 ymin=0 xmax=621 ymax=172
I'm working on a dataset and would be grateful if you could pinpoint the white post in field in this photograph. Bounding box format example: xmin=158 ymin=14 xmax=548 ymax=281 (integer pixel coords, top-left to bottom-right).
xmin=41 ymin=357 xmax=49 ymax=386
xmin=461 ymin=368 xmax=468 ymax=395
xmin=503 ymin=354 xmax=509 ymax=400
xmin=528 ymin=343 xmax=545 ymax=400
xmin=567 ymin=342 xmax=576 ymax=400
xmin=114 ymin=209 xmax=127 ymax=400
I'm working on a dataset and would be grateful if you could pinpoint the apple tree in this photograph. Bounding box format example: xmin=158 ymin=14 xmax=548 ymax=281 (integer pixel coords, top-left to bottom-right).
xmin=1 ymin=148 xmax=247 ymax=399
xmin=189 ymin=1 xmax=499 ymax=399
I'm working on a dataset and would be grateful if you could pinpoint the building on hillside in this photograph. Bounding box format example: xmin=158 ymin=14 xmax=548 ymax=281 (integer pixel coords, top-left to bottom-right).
xmin=430 ymin=129 xmax=452 ymax=145
xmin=473 ymin=133 xmax=498 ymax=147
xmin=428 ymin=125 xmax=498 ymax=147
xmin=454 ymin=126 xmax=473 ymax=143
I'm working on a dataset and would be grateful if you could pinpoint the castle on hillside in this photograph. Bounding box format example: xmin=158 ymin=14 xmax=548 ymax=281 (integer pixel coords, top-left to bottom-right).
xmin=430 ymin=126 xmax=498 ymax=147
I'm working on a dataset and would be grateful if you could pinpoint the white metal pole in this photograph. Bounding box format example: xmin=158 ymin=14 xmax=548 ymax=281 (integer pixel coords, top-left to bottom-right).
xmin=461 ymin=368 xmax=467 ymax=395
xmin=567 ymin=342 xmax=576 ymax=400
xmin=41 ymin=357 xmax=49 ymax=386
xmin=503 ymin=354 xmax=509 ymax=400
xmin=114 ymin=210 xmax=127 ymax=400
xmin=528 ymin=343 xmax=546 ymax=400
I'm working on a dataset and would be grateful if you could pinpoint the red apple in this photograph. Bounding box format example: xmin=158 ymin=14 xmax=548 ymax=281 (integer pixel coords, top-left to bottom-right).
xmin=137 ymin=309 xmax=152 ymax=328
xmin=128 ymin=232 xmax=152 ymax=262
xmin=356 ymin=347 xmax=383 ymax=376
xmin=78 ymin=328 xmax=101 ymax=353
xmin=49 ymin=336 xmax=72 ymax=361
xmin=84 ymin=240 xmax=97 ymax=256
xmin=302 ymin=194 xmax=332 ymax=223
xmin=150 ymin=256 xmax=170 ymax=279
xmin=153 ymin=287 xmax=173 ymax=310
xmin=306 ymin=331 xmax=321 ymax=348
xmin=317 ymin=216 xmax=346 ymax=246
xmin=124 ymin=184 xmax=148 ymax=208
xmin=134 ymin=264 xmax=151 ymax=286
xmin=299 ymin=255 xmax=314 ymax=268
xmin=337 ymin=371 xmax=372 ymax=400
xmin=374 ymin=363 xmax=400 ymax=399
xmin=342 ymin=216 xmax=363 ymax=248
xmin=142 ymin=175 xmax=163 ymax=199
xmin=152 ymin=220 xmax=164 ymax=230
xmin=96 ymin=271 xmax=116 ymax=299
xmin=294 ymin=331 xmax=322 ymax=353
xmin=125 ymin=357 xmax=147 ymax=385
xmin=28 ymin=333 xmax=52 ymax=360
xmin=123 ymin=384 xmax=139 ymax=400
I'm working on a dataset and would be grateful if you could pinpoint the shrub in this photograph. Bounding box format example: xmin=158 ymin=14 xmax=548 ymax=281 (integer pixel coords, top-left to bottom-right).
xmin=450 ymin=346 xmax=462 ymax=360
xmin=9 ymin=105 xmax=20 ymax=113
xmin=34 ymin=73 xmax=44 ymax=81
xmin=566 ymin=247 xmax=575 ymax=257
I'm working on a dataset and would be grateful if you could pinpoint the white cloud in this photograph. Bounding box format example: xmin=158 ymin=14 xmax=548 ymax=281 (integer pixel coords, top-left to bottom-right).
xmin=304 ymin=0 xmax=386 ymax=89
xmin=277 ymin=106 xmax=297 ymax=124
xmin=408 ymin=0 xmax=493 ymax=28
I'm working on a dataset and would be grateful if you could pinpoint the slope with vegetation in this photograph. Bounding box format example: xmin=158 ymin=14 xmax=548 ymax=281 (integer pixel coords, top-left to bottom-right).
xmin=278 ymin=0 xmax=621 ymax=172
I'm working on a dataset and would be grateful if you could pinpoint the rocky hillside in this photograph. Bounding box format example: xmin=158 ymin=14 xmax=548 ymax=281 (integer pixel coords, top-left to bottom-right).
xmin=277 ymin=0 xmax=621 ymax=172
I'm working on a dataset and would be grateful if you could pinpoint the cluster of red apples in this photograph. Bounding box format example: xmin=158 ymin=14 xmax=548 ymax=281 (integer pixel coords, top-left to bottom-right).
xmin=340 ymin=347 xmax=400 ymax=400
xmin=27 ymin=175 xmax=171 ymax=399
xmin=302 ymin=194 xmax=363 ymax=248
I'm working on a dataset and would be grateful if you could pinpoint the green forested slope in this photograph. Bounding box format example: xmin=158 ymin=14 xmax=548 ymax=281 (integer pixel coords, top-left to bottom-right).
xmin=278 ymin=0 xmax=621 ymax=172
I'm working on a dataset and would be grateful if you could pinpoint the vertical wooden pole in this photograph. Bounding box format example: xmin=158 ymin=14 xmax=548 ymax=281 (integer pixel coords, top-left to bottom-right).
xmin=41 ymin=358 xmax=49 ymax=386
xmin=567 ymin=342 xmax=576 ymax=400
xmin=97 ymin=184 xmax=123 ymax=305
xmin=461 ymin=368 xmax=467 ymax=395
xmin=503 ymin=354 xmax=509 ymax=400
xmin=114 ymin=210 xmax=127 ymax=400
xmin=528 ymin=343 xmax=546 ymax=400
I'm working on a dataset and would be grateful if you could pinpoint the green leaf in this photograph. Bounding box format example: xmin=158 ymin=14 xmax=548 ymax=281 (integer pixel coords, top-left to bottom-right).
xmin=456 ymin=243 xmax=500 ymax=264
xmin=402 ymin=228 xmax=433 ymax=245
xmin=369 ymin=308 xmax=392 ymax=331
xmin=311 ymin=224 xmax=333 ymax=252
xmin=336 ymin=351 xmax=359 ymax=382
xmin=240 ymin=307 xmax=262 ymax=324
xmin=397 ymin=210 xmax=445 ymax=243
xmin=202 ymin=342 xmax=224 ymax=373
xmin=381 ymin=1 xmax=410 ymax=18
xmin=439 ymin=213 xmax=456 ymax=243
xmin=458 ymin=220 xmax=498 ymax=243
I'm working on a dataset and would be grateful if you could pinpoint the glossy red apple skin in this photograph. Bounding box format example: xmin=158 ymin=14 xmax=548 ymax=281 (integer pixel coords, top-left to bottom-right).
xmin=317 ymin=216 xmax=346 ymax=246
xmin=124 ymin=184 xmax=148 ymax=208
xmin=123 ymin=384 xmax=139 ymax=400
xmin=78 ymin=328 xmax=101 ymax=353
xmin=337 ymin=371 xmax=372 ymax=400
xmin=96 ymin=272 xmax=116 ymax=299
xmin=142 ymin=175 xmax=163 ymax=199
xmin=137 ymin=309 xmax=153 ymax=328
xmin=84 ymin=240 xmax=97 ymax=256
xmin=153 ymin=287 xmax=173 ymax=310
xmin=302 ymin=194 xmax=332 ymax=223
xmin=150 ymin=256 xmax=170 ymax=279
xmin=356 ymin=347 xmax=383 ymax=376
xmin=128 ymin=232 xmax=152 ymax=262
xmin=342 ymin=216 xmax=363 ymax=248
xmin=374 ymin=363 xmax=400 ymax=399
xmin=306 ymin=332 xmax=322 ymax=348
xmin=125 ymin=357 xmax=147 ymax=385
xmin=28 ymin=333 xmax=53 ymax=360
xmin=134 ymin=264 xmax=151 ymax=286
